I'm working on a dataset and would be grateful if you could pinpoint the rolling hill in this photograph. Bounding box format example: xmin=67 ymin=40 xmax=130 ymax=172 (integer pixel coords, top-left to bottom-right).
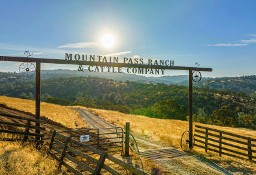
xmin=0 ymin=75 xmax=255 ymax=129
xmin=0 ymin=69 xmax=188 ymax=84
xmin=0 ymin=96 xmax=256 ymax=174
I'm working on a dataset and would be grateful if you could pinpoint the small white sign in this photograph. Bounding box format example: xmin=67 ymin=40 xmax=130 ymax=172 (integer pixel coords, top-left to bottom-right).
xmin=80 ymin=135 xmax=90 ymax=142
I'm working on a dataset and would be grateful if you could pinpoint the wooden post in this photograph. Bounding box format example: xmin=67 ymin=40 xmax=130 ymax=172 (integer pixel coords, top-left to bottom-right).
xmin=35 ymin=61 xmax=41 ymax=142
xmin=48 ymin=130 xmax=56 ymax=153
xmin=205 ymin=128 xmax=208 ymax=152
xmin=219 ymin=132 xmax=222 ymax=157
xmin=58 ymin=136 xmax=71 ymax=170
xmin=121 ymin=128 xmax=124 ymax=153
xmin=22 ymin=120 xmax=31 ymax=142
xmin=188 ymin=69 xmax=193 ymax=149
xmin=248 ymin=137 xmax=252 ymax=161
xmin=94 ymin=152 xmax=107 ymax=175
xmin=124 ymin=122 xmax=130 ymax=156
xmin=97 ymin=129 xmax=100 ymax=149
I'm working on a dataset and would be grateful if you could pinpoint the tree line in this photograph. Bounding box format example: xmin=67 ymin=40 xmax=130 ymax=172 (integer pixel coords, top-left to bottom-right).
xmin=0 ymin=76 xmax=255 ymax=129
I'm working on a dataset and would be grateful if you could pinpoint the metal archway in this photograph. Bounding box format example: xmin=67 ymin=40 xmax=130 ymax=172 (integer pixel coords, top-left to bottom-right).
xmin=0 ymin=55 xmax=212 ymax=145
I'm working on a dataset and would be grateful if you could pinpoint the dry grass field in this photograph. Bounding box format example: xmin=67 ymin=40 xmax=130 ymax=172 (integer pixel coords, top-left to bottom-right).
xmin=86 ymin=107 xmax=256 ymax=147
xmin=1 ymin=96 xmax=256 ymax=174
xmin=0 ymin=96 xmax=87 ymax=129
xmin=0 ymin=142 xmax=60 ymax=175
xmin=86 ymin=107 xmax=256 ymax=174
xmin=0 ymin=96 xmax=88 ymax=174
xmin=84 ymin=107 xmax=188 ymax=147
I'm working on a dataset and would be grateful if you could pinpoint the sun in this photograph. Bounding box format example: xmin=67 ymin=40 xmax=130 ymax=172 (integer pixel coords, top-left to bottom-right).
xmin=100 ymin=33 xmax=116 ymax=49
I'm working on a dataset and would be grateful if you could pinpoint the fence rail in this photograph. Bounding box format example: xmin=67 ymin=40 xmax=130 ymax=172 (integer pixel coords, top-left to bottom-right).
xmin=0 ymin=112 xmax=145 ymax=174
xmin=57 ymin=127 xmax=124 ymax=154
xmin=0 ymin=112 xmax=45 ymax=142
xmin=194 ymin=125 xmax=256 ymax=161
xmin=48 ymin=130 xmax=147 ymax=175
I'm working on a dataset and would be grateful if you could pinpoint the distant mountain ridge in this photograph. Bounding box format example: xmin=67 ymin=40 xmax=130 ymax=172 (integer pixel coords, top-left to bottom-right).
xmin=195 ymin=75 xmax=256 ymax=98
xmin=0 ymin=69 xmax=188 ymax=84
xmin=40 ymin=69 xmax=189 ymax=84
xmin=0 ymin=70 xmax=255 ymax=97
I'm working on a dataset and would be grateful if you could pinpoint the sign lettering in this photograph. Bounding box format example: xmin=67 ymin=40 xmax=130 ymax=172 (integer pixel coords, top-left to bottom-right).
xmin=80 ymin=135 xmax=90 ymax=142
xmin=65 ymin=53 xmax=175 ymax=75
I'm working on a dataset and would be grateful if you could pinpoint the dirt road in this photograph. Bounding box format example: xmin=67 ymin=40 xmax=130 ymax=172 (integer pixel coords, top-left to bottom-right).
xmin=75 ymin=108 xmax=232 ymax=175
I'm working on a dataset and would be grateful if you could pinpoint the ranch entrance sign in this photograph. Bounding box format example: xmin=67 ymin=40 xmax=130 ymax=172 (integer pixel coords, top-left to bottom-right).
xmin=0 ymin=55 xmax=212 ymax=149
xmin=65 ymin=53 xmax=175 ymax=75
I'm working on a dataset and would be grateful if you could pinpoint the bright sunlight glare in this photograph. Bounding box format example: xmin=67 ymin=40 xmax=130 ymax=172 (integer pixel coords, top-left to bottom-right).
xmin=100 ymin=33 xmax=116 ymax=49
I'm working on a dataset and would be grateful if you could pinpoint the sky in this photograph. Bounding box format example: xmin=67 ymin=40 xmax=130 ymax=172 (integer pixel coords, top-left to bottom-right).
xmin=0 ymin=0 xmax=256 ymax=77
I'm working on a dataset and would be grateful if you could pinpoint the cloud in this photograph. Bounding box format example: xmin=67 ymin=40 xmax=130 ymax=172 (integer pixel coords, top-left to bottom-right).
xmin=240 ymin=39 xmax=256 ymax=43
xmin=103 ymin=51 xmax=132 ymax=56
xmin=207 ymin=43 xmax=247 ymax=47
xmin=32 ymin=51 xmax=45 ymax=56
xmin=207 ymin=34 xmax=256 ymax=47
xmin=57 ymin=42 xmax=98 ymax=49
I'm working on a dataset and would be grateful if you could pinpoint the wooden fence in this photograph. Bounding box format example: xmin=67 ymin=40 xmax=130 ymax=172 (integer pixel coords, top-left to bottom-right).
xmin=58 ymin=127 xmax=124 ymax=154
xmin=48 ymin=130 xmax=147 ymax=175
xmin=0 ymin=112 xmax=45 ymax=142
xmin=194 ymin=125 xmax=256 ymax=161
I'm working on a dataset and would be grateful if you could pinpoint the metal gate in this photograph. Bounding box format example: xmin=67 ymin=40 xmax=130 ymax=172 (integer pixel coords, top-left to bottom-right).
xmin=56 ymin=127 xmax=124 ymax=153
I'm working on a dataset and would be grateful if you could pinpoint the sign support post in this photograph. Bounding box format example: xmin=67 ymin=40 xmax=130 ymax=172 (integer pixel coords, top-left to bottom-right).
xmin=35 ymin=61 xmax=41 ymax=142
xmin=188 ymin=69 xmax=193 ymax=149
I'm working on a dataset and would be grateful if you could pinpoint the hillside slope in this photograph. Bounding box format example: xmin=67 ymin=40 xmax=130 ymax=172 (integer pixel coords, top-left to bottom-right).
xmin=196 ymin=75 xmax=256 ymax=98
xmin=0 ymin=96 xmax=86 ymax=175
xmin=0 ymin=96 xmax=87 ymax=128
xmin=85 ymin=107 xmax=256 ymax=175
xmin=0 ymin=76 xmax=255 ymax=129
xmin=1 ymin=96 xmax=256 ymax=174
xmin=0 ymin=142 xmax=60 ymax=175
xmin=0 ymin=69 xmax=188 ymax=84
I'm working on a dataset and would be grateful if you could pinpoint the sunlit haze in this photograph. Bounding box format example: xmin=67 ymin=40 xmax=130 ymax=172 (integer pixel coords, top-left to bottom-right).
xmin=0 ymin=1 xmax=256 ymax=77
xmin=100 ymin=33 xmax=116 ymax=49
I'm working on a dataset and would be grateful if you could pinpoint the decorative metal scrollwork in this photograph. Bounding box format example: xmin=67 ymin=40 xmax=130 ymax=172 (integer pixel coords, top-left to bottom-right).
xmin=129 ymin=133 xmax=140 ymax=154
xmin=122 ymin=133 xmax=144 ymax=172
xmin=192 ymin=71 xmax=202 ymax=82
xmin=24 ymin=51 xmax=33 ymax=57
xmin=19 ymin=62 xmax=35 ymax=78
xmin=19 ymin=51 xmax=35 ymax=78
xmin=180 ymin=130 xmax=194 ymax=152
xmin=192 ymin=62 xmax=202 ymax=82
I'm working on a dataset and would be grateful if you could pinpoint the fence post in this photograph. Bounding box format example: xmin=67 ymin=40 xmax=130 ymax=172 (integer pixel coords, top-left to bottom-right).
xmin=58 ymin=136 xmax=71 ymax=170
xmin=35 ymin=61 xmax=41 ymax=142
xmin=248 ymin=137 xmax=252 ymax=161
xmin=22 ymin=120 xmax=31 ymax=142
xmin=97 ymin=129 xmax=100 ymax=149
xmin=219 ymin=131 xmax=222 ymax=157
xmin=121 ymin=128 xmax=124 ymax=154
xmin=94 ymin=152 xmax=107 ymax=175
xmin=48 ymin=130 xmax=56 ymax=153
xmin=124 ymin=122 xmax=130 ymax=156
xmin=205 ymin=128 xmax=208 ymax=152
